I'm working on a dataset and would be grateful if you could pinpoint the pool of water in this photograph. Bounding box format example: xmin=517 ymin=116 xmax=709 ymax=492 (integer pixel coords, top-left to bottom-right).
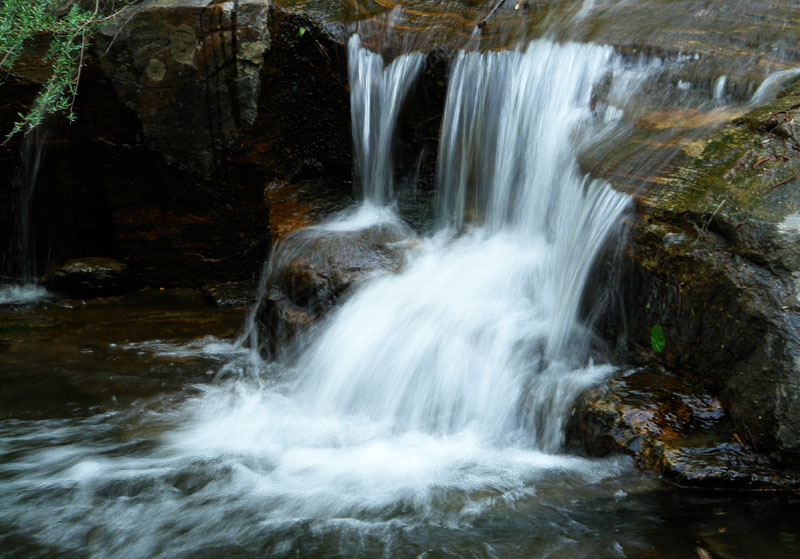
xmin=1 ymin=292 xmax=798 ymax=559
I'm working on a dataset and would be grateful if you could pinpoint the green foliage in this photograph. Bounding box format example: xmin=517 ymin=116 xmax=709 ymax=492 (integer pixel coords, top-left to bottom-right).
xmin=650 ymin=324 xmax=666 ymax=353
xmin=0 ymin=1 xmax=130 ymax=141
xmin=297 ymin=26 xmax=306 ymax=37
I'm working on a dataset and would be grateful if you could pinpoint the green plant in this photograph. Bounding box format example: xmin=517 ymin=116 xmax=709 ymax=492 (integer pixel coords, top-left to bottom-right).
xmin=650 ymin=324 xmax=666 ymax=353
xmin=0 ymin=0 xmax=132 ymax=142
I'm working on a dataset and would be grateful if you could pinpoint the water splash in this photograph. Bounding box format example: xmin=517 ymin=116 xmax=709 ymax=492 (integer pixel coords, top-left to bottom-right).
xmin=0 ymin=284 xmax=49 ymax=305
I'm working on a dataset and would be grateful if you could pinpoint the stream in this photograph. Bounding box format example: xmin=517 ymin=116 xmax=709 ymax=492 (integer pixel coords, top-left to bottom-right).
xmin=0 ymin=293 xmax=798 ymax=558
xmin=2 ymin=1 xmax=800 ymax=557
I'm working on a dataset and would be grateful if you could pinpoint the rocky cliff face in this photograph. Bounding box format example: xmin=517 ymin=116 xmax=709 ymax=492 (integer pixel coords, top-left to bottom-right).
xmin=582 ymin=79 xmax=800 ymax=477
xmin=1 ymin=0 xmax=357 ymax=287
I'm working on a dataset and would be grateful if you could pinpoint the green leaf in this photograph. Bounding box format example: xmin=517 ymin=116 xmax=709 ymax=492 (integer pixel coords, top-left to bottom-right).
xmin=651 ymin=324 xmax=666 ymax=353
xmin=779 ymin=532 xmax=796 ymax=543
xmin=298 ymin=26 xmax=306 ymax=37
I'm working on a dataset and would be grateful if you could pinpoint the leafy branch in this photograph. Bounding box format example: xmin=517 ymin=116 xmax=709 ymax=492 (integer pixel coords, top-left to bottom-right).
xmin=0 ymin=0 xmax=134 ymax=143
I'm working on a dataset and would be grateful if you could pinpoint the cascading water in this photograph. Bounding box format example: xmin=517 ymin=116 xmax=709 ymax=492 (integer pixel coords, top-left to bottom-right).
xmin=236 ymin=35 xmax=425 ymax=356
xmin=348 ymin=34 xmax=425 ymax=205
xmin=0 ymin=31 xmax=675 ymax=559
xmin=295 ymin=39 xmax=634 ymax=451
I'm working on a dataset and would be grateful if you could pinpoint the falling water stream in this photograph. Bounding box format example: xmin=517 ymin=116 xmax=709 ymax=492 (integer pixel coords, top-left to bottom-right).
xmin=0 ymin=124 xmax=51 ymax=304
xmin=2 ymin=5 xmax=800 ymax=558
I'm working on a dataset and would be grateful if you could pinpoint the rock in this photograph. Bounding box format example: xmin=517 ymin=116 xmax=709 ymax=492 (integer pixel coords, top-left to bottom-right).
xmin=596 ymin=78 xmax=800 ymax=467
xmin=566 ymin=368 xmax=800 ymax=491
xmin=256 ymin=214 xmax=413 ymax=352
xmin=42 ymin=257 xmax=130 ymax=297
xmin=201 ymin=281 xmax=255 ymax=307
xmin=2 ymin=0 xmax=357 ymax=289
xmin=98 ymin=0 xmax=272 ymax=178
xmin=265 ymin=180 xmax=355 ymax=242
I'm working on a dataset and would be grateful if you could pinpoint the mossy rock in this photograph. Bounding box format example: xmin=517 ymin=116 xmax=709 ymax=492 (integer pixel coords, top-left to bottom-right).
xmin=600 ymin=78 xmax=800 ymax=468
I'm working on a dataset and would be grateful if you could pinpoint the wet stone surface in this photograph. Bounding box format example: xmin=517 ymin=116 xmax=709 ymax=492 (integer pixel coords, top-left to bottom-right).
xmin=567 ymin=368 xmax=800 ymax=492
xmin=201 ymin=281 xmax=256 ymax=308
xmin=257 ymin=217 xmax=413 ymax=353
xmin=593 ymin=77 xmax=800 ymax=468
xmin=42 ymin=257 xmax=130 ymax=298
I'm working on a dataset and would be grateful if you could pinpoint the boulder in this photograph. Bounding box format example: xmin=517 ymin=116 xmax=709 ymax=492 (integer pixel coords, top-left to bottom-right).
xmin=598 ymin=78 xmax=800 ymax=466
xmin=257 ymin=214 xmax=412 ymax=353
xmin=567 ymin=368 xmax=800 ymax=491
xmin=42 ymin=257 xmax=130 ymax=297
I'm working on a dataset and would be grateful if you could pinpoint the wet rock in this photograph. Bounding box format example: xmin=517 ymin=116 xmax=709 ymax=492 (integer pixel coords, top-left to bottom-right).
xmin=766 ymin=109 xmax=800 ymax=144
xmin=42 ymin=257 xmax=130 ymax=297
xmin=567 ymin=369 xmax=800 ymax=491
xmin=96 ymin=0 xmax=355 ymax=183
xmin=598 ymin=78 xmax=800 ymax=467
xmin=257 ymin=217 xmax=412 ymax=352
xmin=98 ymin=0 xmax=272 ymax=178
xmin=201 ymin=281 xmax=255 ymax=307
xmin=265 ymin=180 xmax=354 ymax=241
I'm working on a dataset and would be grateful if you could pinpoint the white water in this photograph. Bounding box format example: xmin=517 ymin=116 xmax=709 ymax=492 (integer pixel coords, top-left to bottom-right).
xmin=751 ymin=67 xmax=800 ymax=104
xmin=437 ymin=41 xmax=636 ymax=359
xmin=0 ymin=36 xmax=661 ymax=558
xmin=0 ymin=284 xmax=49 ymax=305
xmin=714 ymin=75 xmax=727 ymax=101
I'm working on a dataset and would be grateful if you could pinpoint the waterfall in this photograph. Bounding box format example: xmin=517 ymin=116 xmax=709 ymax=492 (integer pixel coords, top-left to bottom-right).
xmin=0 ymin=124 xmax=50 ymax=304
xmin=238 ymin=36 xmax=425 ymax=355
xmin=3 ymin=124 xmax=49 ymax=282
xmin=0 ymin=34 xmax=655 ymax=552
xmin=292 ymin=38 xmax=632 ymax=451
xmin=714 ymin=75 xmax=727 ymax=101
xmin=348 ymin=34 xmax=424 ymax=206
xmin=437 ymin=41 xmax=632 ymax=358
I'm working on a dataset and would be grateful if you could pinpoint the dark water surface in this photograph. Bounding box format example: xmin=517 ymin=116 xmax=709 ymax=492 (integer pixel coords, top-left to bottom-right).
xmin=0 ymin=292 xmax=798 ymax=559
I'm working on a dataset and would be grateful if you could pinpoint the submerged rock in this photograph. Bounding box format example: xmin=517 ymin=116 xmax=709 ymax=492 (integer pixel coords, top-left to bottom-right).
xmin=567 ymin=368 xmax=800 ymax=491
xmin=42 ymin=257 xmax=130 ymax=297
xmin=201 ymin=281 xmax=255 ymax=308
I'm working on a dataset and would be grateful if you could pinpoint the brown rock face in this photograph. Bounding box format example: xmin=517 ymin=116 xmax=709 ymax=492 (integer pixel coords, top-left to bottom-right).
xmin=98 ymin=0 xmax=271 ymax=177
xmin=567 ymin=368 xmax=800 ymax=491
xmin=1 ymin=0 xmax=359 ymax=288
xmin=596 ymin=83 xmax=800 ymax=467
xmin=257 ymin=215 xmax=413 ymax=353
